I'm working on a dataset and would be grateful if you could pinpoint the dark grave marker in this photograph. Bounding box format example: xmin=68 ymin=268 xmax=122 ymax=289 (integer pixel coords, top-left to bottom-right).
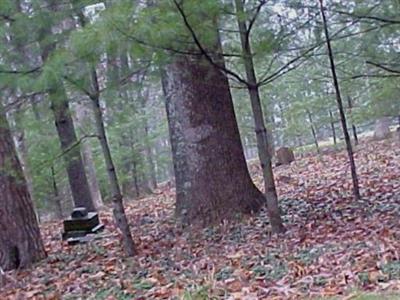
xmin=62 ymin=207 xmax=104 ymax=244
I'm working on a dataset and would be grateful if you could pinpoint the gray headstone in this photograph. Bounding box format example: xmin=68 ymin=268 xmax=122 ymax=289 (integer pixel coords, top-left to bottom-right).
xmin=374 ymin=118 xmax=391 ymax=140
xmin=71 ymin=207 xmax=88 ymax=219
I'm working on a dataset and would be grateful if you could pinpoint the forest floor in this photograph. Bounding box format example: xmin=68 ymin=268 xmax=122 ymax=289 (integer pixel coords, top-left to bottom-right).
xmin=1 ymin=139 xmax=400 ymax=300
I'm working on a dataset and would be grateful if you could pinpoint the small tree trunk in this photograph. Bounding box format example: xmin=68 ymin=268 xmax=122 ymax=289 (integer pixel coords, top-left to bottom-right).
xmin=51 ymin=166 xmax=63 ymax=218
xmin=90 ymin=69 xmax=136 ymax=256
xmin=234 ymin=0 xmax=284 ymax=233
xmin=139 ymin=87 xmax=158 ymax=190
xmin=347 ymin=96 xmax=358 ymax=146
xmin=0 ymin=110 xmax=46 ymax=271
xmin=329 ymin=110 xmax=337 ymax=146
xmin=319 ymin=0 xmax=360 ymax=200
xmin=144 ymin=124 xmax=157 ymax=189
xmin=307 ymin=110 xmax=320 ymax=154
xmin=132 ymin=159 xmax=141 ymax=198
xmin=128 ymin=133 xmax=141 ymax=198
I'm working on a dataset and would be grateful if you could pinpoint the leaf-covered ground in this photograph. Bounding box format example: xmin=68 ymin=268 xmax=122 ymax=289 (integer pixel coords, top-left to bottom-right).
xmin=1 ymin=139 xmax=400 ymax=299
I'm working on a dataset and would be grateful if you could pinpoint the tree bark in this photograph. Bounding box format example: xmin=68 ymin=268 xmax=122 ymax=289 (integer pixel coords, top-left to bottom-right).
xmin=11 ymin=112 xmax=36 ymax=204
xmin=234 ymin=0 xmax=285 ymax=233
xmin=161 ymin=52 xmax=264 ymax=227
xmin=319 ymin=0 xmax=361 ymax=200
xmin=0 ymin=109 xmax=46 ymax=271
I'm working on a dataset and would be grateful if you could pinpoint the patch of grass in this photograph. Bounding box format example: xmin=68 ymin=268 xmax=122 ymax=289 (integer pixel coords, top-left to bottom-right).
xmin=251 ymin=251 xmax=288 ymax=281
xmin=381 ymin=260 xmax=400 ymax=280
xmin=92 ymin=287 xmax=132 ymax=300
xmin=182 ymin=285 xmax=212 ymax=300
xmin=132 ymin=279 xmax=155 ymax=290
xmin=294 ymin=247 xmax=324 ymax=266
xmin=215 ymin=266 xmax=234 ymax=281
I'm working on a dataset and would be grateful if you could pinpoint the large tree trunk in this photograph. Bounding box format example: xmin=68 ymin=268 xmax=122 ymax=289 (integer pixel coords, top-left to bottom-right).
xmin=161 ymin=54 xmax=264 ymax=227
xmin=234 ymin=0 xmax=285 ymax=233
xmin=0 ymin=110 xmax=46 ymax=271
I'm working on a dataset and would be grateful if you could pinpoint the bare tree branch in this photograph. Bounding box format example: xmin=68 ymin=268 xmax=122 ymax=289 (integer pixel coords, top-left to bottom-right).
xmin=334 ymin=10 xmax=400 ymax=25
xmin=366 ymin=61 xmax=400 ymax=74
xmin=246 ymin=0 xmax=267 ymax=48
xmin=0 ymin=66 xmax=41 ymax=75
xmin=172 ymin=0 xmax=250 ymax=86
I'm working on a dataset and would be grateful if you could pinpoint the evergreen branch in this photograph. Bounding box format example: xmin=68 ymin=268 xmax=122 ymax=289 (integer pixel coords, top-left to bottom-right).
xmin=111 ymin=23 xmax=205 ymax=57
xmin=113 ymin=22 xmax=241 ymax=58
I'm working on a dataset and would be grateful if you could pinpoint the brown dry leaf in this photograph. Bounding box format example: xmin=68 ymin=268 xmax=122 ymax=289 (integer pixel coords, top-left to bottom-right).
xmin=225 ymin=278 xmax=243 ymax=292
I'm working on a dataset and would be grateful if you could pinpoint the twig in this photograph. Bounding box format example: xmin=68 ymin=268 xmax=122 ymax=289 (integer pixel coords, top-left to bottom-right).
xmin=366 ymin=61 xmax=400 ymax=74
xmin=172 ymin=0 xmax=250 ymax=87
xmin=37 ymin=134 xmax=99 ymax=173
